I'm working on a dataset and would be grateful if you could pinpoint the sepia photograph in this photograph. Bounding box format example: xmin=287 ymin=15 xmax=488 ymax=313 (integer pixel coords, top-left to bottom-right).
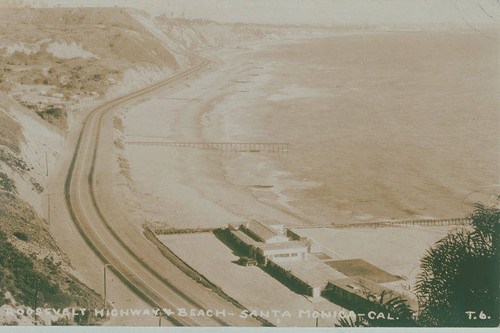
xmin=0 ymin=0 xmax=498 ymax=329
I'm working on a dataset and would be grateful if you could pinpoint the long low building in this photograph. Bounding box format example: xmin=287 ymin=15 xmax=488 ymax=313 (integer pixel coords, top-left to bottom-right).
xmin=241 ymin=219 xmax=289 ymax=244
xmin=229 ymin=229 xmax=257 ymax=256
xmin=325 ymin=276 xmax=417 ymax=311
xmin=230 ymin=229 xmax=259 ymax=247
xmin=227 ymin=219 xmax=346 ymax=297
xmin=230 ymin=229 xmax=308 ymax=263
xmin=227 ymin=219 xmax=413 ymax=303
xmin=257 ymin=241 xmax=308 ymax=263
xmin=271 ymin=256 xmax=347 ymax=297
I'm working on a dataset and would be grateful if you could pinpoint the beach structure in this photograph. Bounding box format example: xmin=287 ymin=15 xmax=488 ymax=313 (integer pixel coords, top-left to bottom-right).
xmin=229 ymin=219 xmax=307 ymax=262
xmin=125 ymin=141 xmax=289 ymax=154
xmin=229 ymin=221 xmax=306 ymax=263
xmin=324 ymin=276 xmax=418 ymax=311
xmin=226 ymin=219 xmax=410 ymax=303
xmin=267 ymin=256 xmax=346 ymax=297
xmin=241 ymin=219 xmax=289 ymax=244
xmin=228 ymin=219 xmax=347 ymax=297
xmin=287 ymin=228 xmax=322 ymax=253
xmin=257 ymin=241 xmax=308 ymax=263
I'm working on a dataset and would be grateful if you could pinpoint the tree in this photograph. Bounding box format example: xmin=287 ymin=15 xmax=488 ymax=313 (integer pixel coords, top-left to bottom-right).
xmin=415 ymin=203 xmax=499 ymax=327
xmin=338 ymin=203 xmax=499 ymax=328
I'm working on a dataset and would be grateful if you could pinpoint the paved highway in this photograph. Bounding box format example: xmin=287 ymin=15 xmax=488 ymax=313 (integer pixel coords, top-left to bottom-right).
xmin=64 ymin=58 xmax=263 ymax=327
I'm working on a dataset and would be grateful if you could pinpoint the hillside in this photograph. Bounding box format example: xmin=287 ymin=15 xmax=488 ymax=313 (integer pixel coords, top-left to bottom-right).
xmin=0 ymin=92 xmax=103 ymax=325
xmin=0 ymin=7 xmax=293 ymax=130
xmin=0 ymin=7 xmax=199 ymax=325
xmin=0 ymin=6 xmax=309 ymax=325
xmin=0 ymin=7 xmax=196 ymax=129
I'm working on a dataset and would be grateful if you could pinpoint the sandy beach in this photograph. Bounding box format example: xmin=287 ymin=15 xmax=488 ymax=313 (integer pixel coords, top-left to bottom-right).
xmin=114 ymin=29 xmax=499 ymax=230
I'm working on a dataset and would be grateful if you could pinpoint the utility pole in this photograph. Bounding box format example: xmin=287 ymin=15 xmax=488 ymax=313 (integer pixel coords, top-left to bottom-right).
xmin=34 ymin=279 xmax=38 ymax=326
xmin=103 ymin=263 xmax=110 ymax=308
xmin=45 ymin=150 xmax=48 ymax=177
xmin=47 ymin=194 xmax=51 ymax=228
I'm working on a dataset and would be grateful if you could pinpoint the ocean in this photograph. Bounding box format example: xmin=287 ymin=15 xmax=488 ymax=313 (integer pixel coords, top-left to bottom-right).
xmin=206 ymin=30 xmax=499 ymax=224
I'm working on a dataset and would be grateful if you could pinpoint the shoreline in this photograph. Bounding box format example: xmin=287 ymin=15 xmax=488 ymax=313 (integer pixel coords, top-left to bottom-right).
xmin=114 ymin=28 xmax=499 ymax=231
xmin=114 ymin=37 xmax=321 ymax=230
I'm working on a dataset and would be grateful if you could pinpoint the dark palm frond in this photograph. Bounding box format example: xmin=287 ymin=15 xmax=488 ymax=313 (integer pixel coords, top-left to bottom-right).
xmin=415 ymin=203 xmax=500 ymax=327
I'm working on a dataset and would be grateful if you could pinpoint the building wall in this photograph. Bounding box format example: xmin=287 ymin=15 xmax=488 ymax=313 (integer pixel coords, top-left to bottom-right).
xmin=269 ymin=251 xmax=306 ymax=262
xmin=258 ymin=246 xmax=307 ymax=262
xmin=325 ymin=282 xmax=379 ymax=311
xmin=310 ymin=286 xmax=321 ymax=298
xmin=265 ymin=259 xmax=327 ymax=297
xmin=265 ymin=249 xmax=307 ymax=262
xmin=266 ymin=260 xmax=311 ymax=295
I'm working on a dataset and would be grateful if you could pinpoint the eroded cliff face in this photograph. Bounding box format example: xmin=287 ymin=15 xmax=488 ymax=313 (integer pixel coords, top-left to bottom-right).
xmin=0 ymin=7 xmax=193 ymax=324
xmin=0 ymin=91 xmax=104 ymax=325
xmin=0 ymin=6 xmax=301 ymax=324
xmin=0 ymin=7 xmax=190 ymax=129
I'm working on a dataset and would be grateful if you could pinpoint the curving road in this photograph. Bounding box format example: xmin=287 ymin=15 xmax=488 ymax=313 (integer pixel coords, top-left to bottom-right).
xmin=64 ymin=58 xmax=263 ymax=327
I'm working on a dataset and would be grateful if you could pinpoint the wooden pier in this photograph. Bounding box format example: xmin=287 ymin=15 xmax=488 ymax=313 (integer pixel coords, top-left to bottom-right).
xmin=331 ymin=217 xmax=471 ymax=229
xmin=159 ymin=97 xmax=203 ymax=102
xmin=125 ymin=141 xmax=289 ymax=154
xmin=294 ymin=217 xmax=471 ymax=230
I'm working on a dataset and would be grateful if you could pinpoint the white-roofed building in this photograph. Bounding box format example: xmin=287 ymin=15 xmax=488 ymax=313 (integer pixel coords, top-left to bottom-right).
xmin=226 ymin=219 xmax=347 ymax=297
xmin=242 ymin=219 xmax=289 ymax=244
xmin=257 ymin=241 xmax=308 ymax=263
xmin=228 ymin=219 xmax=306 ymax=263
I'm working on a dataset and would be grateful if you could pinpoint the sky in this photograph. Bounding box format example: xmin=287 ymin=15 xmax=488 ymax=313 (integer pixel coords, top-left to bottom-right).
xmin=2 ymin=0 xmax=500 ymax=26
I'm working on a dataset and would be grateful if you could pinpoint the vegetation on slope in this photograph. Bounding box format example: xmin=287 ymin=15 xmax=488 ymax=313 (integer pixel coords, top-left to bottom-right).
xmin=0 ymin=7 xmax=186 ymax=129
xmin=0 ymin=191 xmax=104 ymax=325
xmin=0 ymin=228 xmax=70 ymax=308
xmin=338 ymin=203 xmax=499 ymax=327
xmin=0 ymin=110 xmax=23 ymax=154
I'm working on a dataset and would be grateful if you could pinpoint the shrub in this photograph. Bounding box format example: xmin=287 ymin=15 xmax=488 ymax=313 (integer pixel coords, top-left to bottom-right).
xmin=0 ymin=150 xmax=29 ymax=172
xmin=13 ymin=232 xmax=28 ymax=242
xmin=0 ymin=172 xmax=16 ymax=193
